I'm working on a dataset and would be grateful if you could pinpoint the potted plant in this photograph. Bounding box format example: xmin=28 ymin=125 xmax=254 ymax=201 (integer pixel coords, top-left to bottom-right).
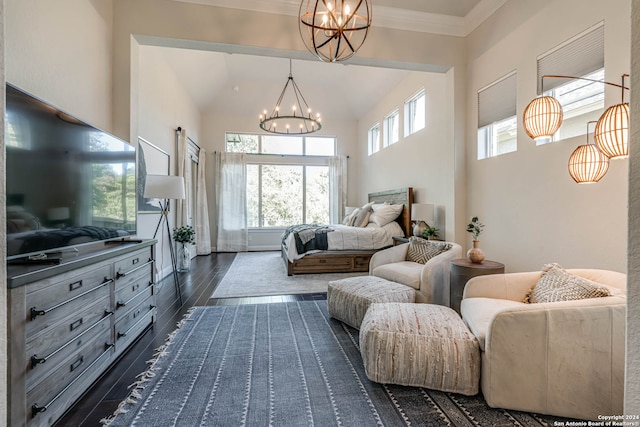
xmin=466 ymin=216 xmax=485 ymax=263
xmin=173 ymin=225 xmax=195 ymax=272
xmin=423 ymin=227 xmax=439 ymax=240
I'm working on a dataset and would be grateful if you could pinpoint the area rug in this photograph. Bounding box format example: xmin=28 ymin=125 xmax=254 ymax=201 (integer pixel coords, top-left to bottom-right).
xmin=102 ymin=302 xmax=570 ymax=426
xmin=210 ymin=251 xmax=363 ymax=299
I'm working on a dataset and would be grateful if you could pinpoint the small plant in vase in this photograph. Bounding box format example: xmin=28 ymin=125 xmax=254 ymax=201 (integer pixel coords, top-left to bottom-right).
xmin=173 ymin=225 xmax=195 ymax=272
xmin=423 ymin=227 xmax=439 ymax=240
xmin=466 ymin=216 xmax=485 ymax=263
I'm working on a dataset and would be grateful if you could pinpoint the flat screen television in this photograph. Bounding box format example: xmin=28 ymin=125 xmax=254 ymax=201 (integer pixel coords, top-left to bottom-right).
xmin=6 ymin=83 xmax=137 ymax=261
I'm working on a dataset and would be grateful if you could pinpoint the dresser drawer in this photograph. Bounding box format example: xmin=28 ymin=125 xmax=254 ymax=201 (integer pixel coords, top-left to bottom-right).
xmin=26 ymin=276 xmax=112 ymax=337
xmin=27 ymin=327 xmax=113 ymax=426
xmin=114 ymin=248 xmax=153 ymax=279
xmin=26 ymin=312 xmax=112 ymax=392
xmin=114 ymin=265 xmax=152 ymax=305
xmin=26 ymin=295 xmax=111 ymax=379
xmin=115 ymin=284 xmax=154 ymax=321
xmin=115 ymin=302 xmax=155 ymax=351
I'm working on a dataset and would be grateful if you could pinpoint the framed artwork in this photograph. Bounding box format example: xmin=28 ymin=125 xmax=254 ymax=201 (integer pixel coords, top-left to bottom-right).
xmin=137 ymin=137 xmax=170 ymax=213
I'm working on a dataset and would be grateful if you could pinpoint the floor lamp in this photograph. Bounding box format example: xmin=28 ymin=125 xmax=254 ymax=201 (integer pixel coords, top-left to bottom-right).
xmin=144 ymin=174 xmax=186 ymax=305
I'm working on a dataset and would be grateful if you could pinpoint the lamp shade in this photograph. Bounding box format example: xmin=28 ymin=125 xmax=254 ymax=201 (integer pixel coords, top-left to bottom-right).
xmin=523 ymin=96 xmax=563 ymax=140
xmin=411 ymin=204 xmax=434 ymax=225
xmin=144 ymin=174 xmax=185 ymax=200
xmin=568 ymin=144 xmax=610 ymax=184
xmin=594 ymin=103 xmax=629 ymax=159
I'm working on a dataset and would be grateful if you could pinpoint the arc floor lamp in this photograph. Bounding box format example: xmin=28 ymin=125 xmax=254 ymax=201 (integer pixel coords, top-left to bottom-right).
xmin=144 ymin=174 xmax=185 ymax=304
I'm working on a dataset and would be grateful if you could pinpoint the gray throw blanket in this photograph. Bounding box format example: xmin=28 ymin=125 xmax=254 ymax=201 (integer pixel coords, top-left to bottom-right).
xmin=282 ymin=224 xmax=333 ymax=254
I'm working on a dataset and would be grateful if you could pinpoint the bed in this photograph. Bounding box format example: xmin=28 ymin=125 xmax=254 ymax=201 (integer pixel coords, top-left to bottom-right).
xmin=281 ymin=187 xmax=414 ymax=275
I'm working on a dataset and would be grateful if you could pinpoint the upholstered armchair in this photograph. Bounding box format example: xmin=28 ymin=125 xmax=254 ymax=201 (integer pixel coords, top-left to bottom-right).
xmin=460 ymin=269 xmax=626 ymax=420
xmin=369 ymin=241 xmax=462 ymax=304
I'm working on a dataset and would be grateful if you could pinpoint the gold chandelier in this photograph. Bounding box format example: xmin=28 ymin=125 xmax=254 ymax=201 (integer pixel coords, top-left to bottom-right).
xmin=299 ymin=0 xmax=372 ymax=63
xmin=567 ymin=121 xmax=610 ymax=184
xmin=259 ymin=60 xmax=322 ymax=135
xmin=523 ymin=74 xmax=630 ymax=159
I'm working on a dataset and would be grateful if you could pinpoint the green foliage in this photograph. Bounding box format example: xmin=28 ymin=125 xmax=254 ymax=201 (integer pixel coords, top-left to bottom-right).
xmin=423 ymin=227 xmax=439 ymax=238
xmin=173 ymin=225 xmax=195 ymax=244
xmin=466 ymin=216 xmax=484 ymax=240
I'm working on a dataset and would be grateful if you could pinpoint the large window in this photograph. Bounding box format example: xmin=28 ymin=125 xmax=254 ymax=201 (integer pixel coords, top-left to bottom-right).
xmin=536 ymin=23 xmax=604 ymax=144
xmin=477 ymin=72 xmax=517 ymax=159
xmin=226 ymin=133 xmax=335 ymax=227
xmin=383 ymin=110 xmax=399 ymax=147
xmin=404 ymin=89 xmax=425 ymax=136
xmin=368 ymin=124 xmax=380 ymax=155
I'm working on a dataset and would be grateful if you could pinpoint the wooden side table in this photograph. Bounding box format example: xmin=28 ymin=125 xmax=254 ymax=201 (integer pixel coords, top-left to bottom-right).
xmin=450 ymin=258 xmax=505 ymax=314
xmin=392 ymin=236 xmax=409 ymax=246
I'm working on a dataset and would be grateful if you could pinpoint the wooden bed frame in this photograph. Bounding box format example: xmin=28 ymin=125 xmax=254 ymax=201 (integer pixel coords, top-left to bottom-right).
xmin=282 ymin=187 xmax=414 ymax=275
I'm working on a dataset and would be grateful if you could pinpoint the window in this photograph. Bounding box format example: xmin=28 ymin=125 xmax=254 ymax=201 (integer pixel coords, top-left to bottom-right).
xmin=477 ymin=72 xmax=517 ymax=159
xmin=404 ymin=89 xmax=425 ymax=136
xmin=226 ymin=133 xmax=335 ymax=227
xmin=383 ymin=110 xmax=399 ymax=147
xmin=368 ymin=124 xmax=380 ymax=155
xmin=536 ymin=23 xmax=604 ymax=144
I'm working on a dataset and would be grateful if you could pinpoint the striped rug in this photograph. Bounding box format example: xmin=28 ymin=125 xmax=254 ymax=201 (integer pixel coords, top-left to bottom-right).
xmin=103 ymin=302 xmax=570 ymax=426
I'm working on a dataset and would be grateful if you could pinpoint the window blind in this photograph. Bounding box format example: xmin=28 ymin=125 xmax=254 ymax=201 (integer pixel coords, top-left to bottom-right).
xmin=478 ymin=72 xmax=517 ymax=128
xmin=537 ymin=23 xmax=604 ymax=94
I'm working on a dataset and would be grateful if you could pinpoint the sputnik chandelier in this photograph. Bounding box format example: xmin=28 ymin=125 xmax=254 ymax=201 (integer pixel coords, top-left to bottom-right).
xmin=523 ymin=73 xmax=629 ymax=183
xmin=259 ymin=59 xmax=322 ymax=135
xmin=299 ymin=0 xmax=372 ymax=63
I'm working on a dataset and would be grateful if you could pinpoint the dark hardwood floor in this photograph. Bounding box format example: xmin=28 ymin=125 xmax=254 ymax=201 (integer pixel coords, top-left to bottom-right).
xmin=55 ymin=252 xmax=327 ymax=427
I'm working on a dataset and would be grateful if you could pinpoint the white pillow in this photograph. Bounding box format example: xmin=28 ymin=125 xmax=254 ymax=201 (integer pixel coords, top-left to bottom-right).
xmin=381 ymin=220 xmax=404 ymax=237
xmin=369 ymin=204 xmax=403 ymax=227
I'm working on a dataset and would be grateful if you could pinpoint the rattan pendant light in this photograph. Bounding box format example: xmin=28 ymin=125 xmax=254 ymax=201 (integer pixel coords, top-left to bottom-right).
xmin=522 ymin=95 xmax=564 ymax=140
xmin=594 ymin=75 xmax=629 ymax=159
xmin=299 ymin=0 xmax=372 ymax=62
xmin=568 ymin=122 xmax=610 ymax=184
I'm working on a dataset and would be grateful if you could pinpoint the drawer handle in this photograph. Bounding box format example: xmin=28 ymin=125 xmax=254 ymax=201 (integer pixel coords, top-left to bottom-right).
xmin=104 ymin=310 xmax=114 ymax=317
xmin=319 ymin=259 xmax=327 ymax=263
xmin=150 ymin=305 xmax=157 ymax=310
xmin=29 ymin=278 xmax=114 ymax=320
xmin=70 ymin=356 xmax=84 ymax=372
xmin=70 ymin=318 xmax=84 ymax=331
xmin=30 ymin=355 xmax=46 ymax=368
xmin=69 ymin=280 xmax=83 ymax=291
xmin=117 ymin=331 xmax=127 ymax=339
xmin=117 ymin=260 xmax=154 ymax=278
xmin=31 ymin=343 xmax=114 ymax=418
xmin=116 ymin=301 xmax=127 ymax=309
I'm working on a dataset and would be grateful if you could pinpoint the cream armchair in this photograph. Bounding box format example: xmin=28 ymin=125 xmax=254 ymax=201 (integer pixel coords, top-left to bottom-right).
xmin=460 ymin=269 xmax=626 ymax=421
xmin=369 ymin=242 xmax=462 ymax=304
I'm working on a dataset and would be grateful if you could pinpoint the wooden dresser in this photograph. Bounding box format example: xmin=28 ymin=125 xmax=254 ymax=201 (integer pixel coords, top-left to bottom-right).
xmin=7 ymin=240 xmax=157 ymax=427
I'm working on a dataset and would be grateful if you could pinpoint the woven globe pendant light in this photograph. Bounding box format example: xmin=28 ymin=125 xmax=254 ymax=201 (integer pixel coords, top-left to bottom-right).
xmin=568 ymin=122 xmax=610 ymax=184
xmin=594 ymin=102 xmax=629 ymax=159
xmin=299 ymin=0 xmax=372 ymax=63
xmin=522 ymin=95 xmax=563 ymax=140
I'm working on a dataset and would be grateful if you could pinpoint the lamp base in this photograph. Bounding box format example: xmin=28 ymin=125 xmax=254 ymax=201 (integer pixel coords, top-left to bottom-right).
xmin=413 ymin=221 xmax=427 ymax=238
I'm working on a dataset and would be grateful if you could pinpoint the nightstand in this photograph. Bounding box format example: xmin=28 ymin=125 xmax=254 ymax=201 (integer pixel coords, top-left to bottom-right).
xmin=392 ymin=236 xmax=409 ymax=246
xmin=450 ymin=258 xmax=505 ymax=314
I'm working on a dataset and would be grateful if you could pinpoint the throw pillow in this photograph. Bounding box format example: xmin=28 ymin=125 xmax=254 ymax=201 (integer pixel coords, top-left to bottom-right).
xmin=369 ymin=204 xmax=404 ymax=227
xmin=343 ymin=208 xmax=358 ymax=226
xmin=406 ymin=237 xmax=452 ymax=264
xmin=523 ymin=263 xmax=611 ymax=304
xmin=352 ymin=207 xmax=372 ymax=227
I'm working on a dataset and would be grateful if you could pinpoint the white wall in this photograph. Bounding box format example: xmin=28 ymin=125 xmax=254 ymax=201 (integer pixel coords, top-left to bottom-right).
xmin=137 ymin=45 xmax=202 ymax=277
xmin=626 ymin=0 xmax=640 ymax=415
xmin=465 ymin=0 xmax=630 ymax=273
xmin=6 ymin=0 xmax=113 ymax=130
xmin=357 ymin=70 xmax=457 ymax=241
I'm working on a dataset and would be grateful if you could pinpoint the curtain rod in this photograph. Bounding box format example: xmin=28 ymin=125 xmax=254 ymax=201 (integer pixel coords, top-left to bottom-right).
xmin=176 ymin=126 xmax=201 ymax=150
xmin=213 ymin=151 xmax=349 ymax=159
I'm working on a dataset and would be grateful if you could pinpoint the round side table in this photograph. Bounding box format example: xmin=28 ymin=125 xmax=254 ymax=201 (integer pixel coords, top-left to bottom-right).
xmin=450 ymin=259 xmax=505 ymax=314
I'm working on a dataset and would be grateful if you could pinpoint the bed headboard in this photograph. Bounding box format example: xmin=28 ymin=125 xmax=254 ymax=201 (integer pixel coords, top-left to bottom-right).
xmin=368 ymin=187 xmax=414 ymax=237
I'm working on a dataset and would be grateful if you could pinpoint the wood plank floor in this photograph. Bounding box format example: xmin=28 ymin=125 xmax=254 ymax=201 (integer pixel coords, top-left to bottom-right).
xmin=55 ymin=252 xmax=327 ymax=427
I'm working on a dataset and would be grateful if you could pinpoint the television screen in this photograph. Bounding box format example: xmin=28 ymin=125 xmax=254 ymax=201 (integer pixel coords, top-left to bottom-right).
xmin=6 ymin=84 xmax=137 ymax=260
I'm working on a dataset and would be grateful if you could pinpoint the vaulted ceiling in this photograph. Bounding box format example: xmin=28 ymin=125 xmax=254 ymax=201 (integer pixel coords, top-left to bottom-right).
xmin=151 ymin=0 xmax=504 ymax=120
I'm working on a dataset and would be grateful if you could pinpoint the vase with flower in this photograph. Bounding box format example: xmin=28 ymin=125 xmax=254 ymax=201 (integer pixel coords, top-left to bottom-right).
xmin=173 ymin=225 xmax=195 ymax=272
xmin=466 ymin=216 xmax=485 ymax=263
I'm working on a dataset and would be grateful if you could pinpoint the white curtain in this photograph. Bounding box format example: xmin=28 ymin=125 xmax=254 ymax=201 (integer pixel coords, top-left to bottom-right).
xmin=176 ymin=128 xmax=191 ymax=228
xmin=195 ymin=148 xmax=212 ymax=255
xmin=328 ymin=155 xmax=348 ymax=224
xmin=215 ymin=152 xmax=248 ymax=252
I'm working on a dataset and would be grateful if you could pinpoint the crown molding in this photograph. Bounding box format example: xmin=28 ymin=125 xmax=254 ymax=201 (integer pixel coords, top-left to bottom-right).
xmin=171 ymin=0 xmax=508 ymax=37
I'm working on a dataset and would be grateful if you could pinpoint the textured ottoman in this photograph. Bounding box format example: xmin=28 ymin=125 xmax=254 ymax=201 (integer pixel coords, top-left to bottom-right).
xmin=360 ymin=303 xmax=480 ymax=395
xmin=327 ymin=276 xmax=415 ymax=329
